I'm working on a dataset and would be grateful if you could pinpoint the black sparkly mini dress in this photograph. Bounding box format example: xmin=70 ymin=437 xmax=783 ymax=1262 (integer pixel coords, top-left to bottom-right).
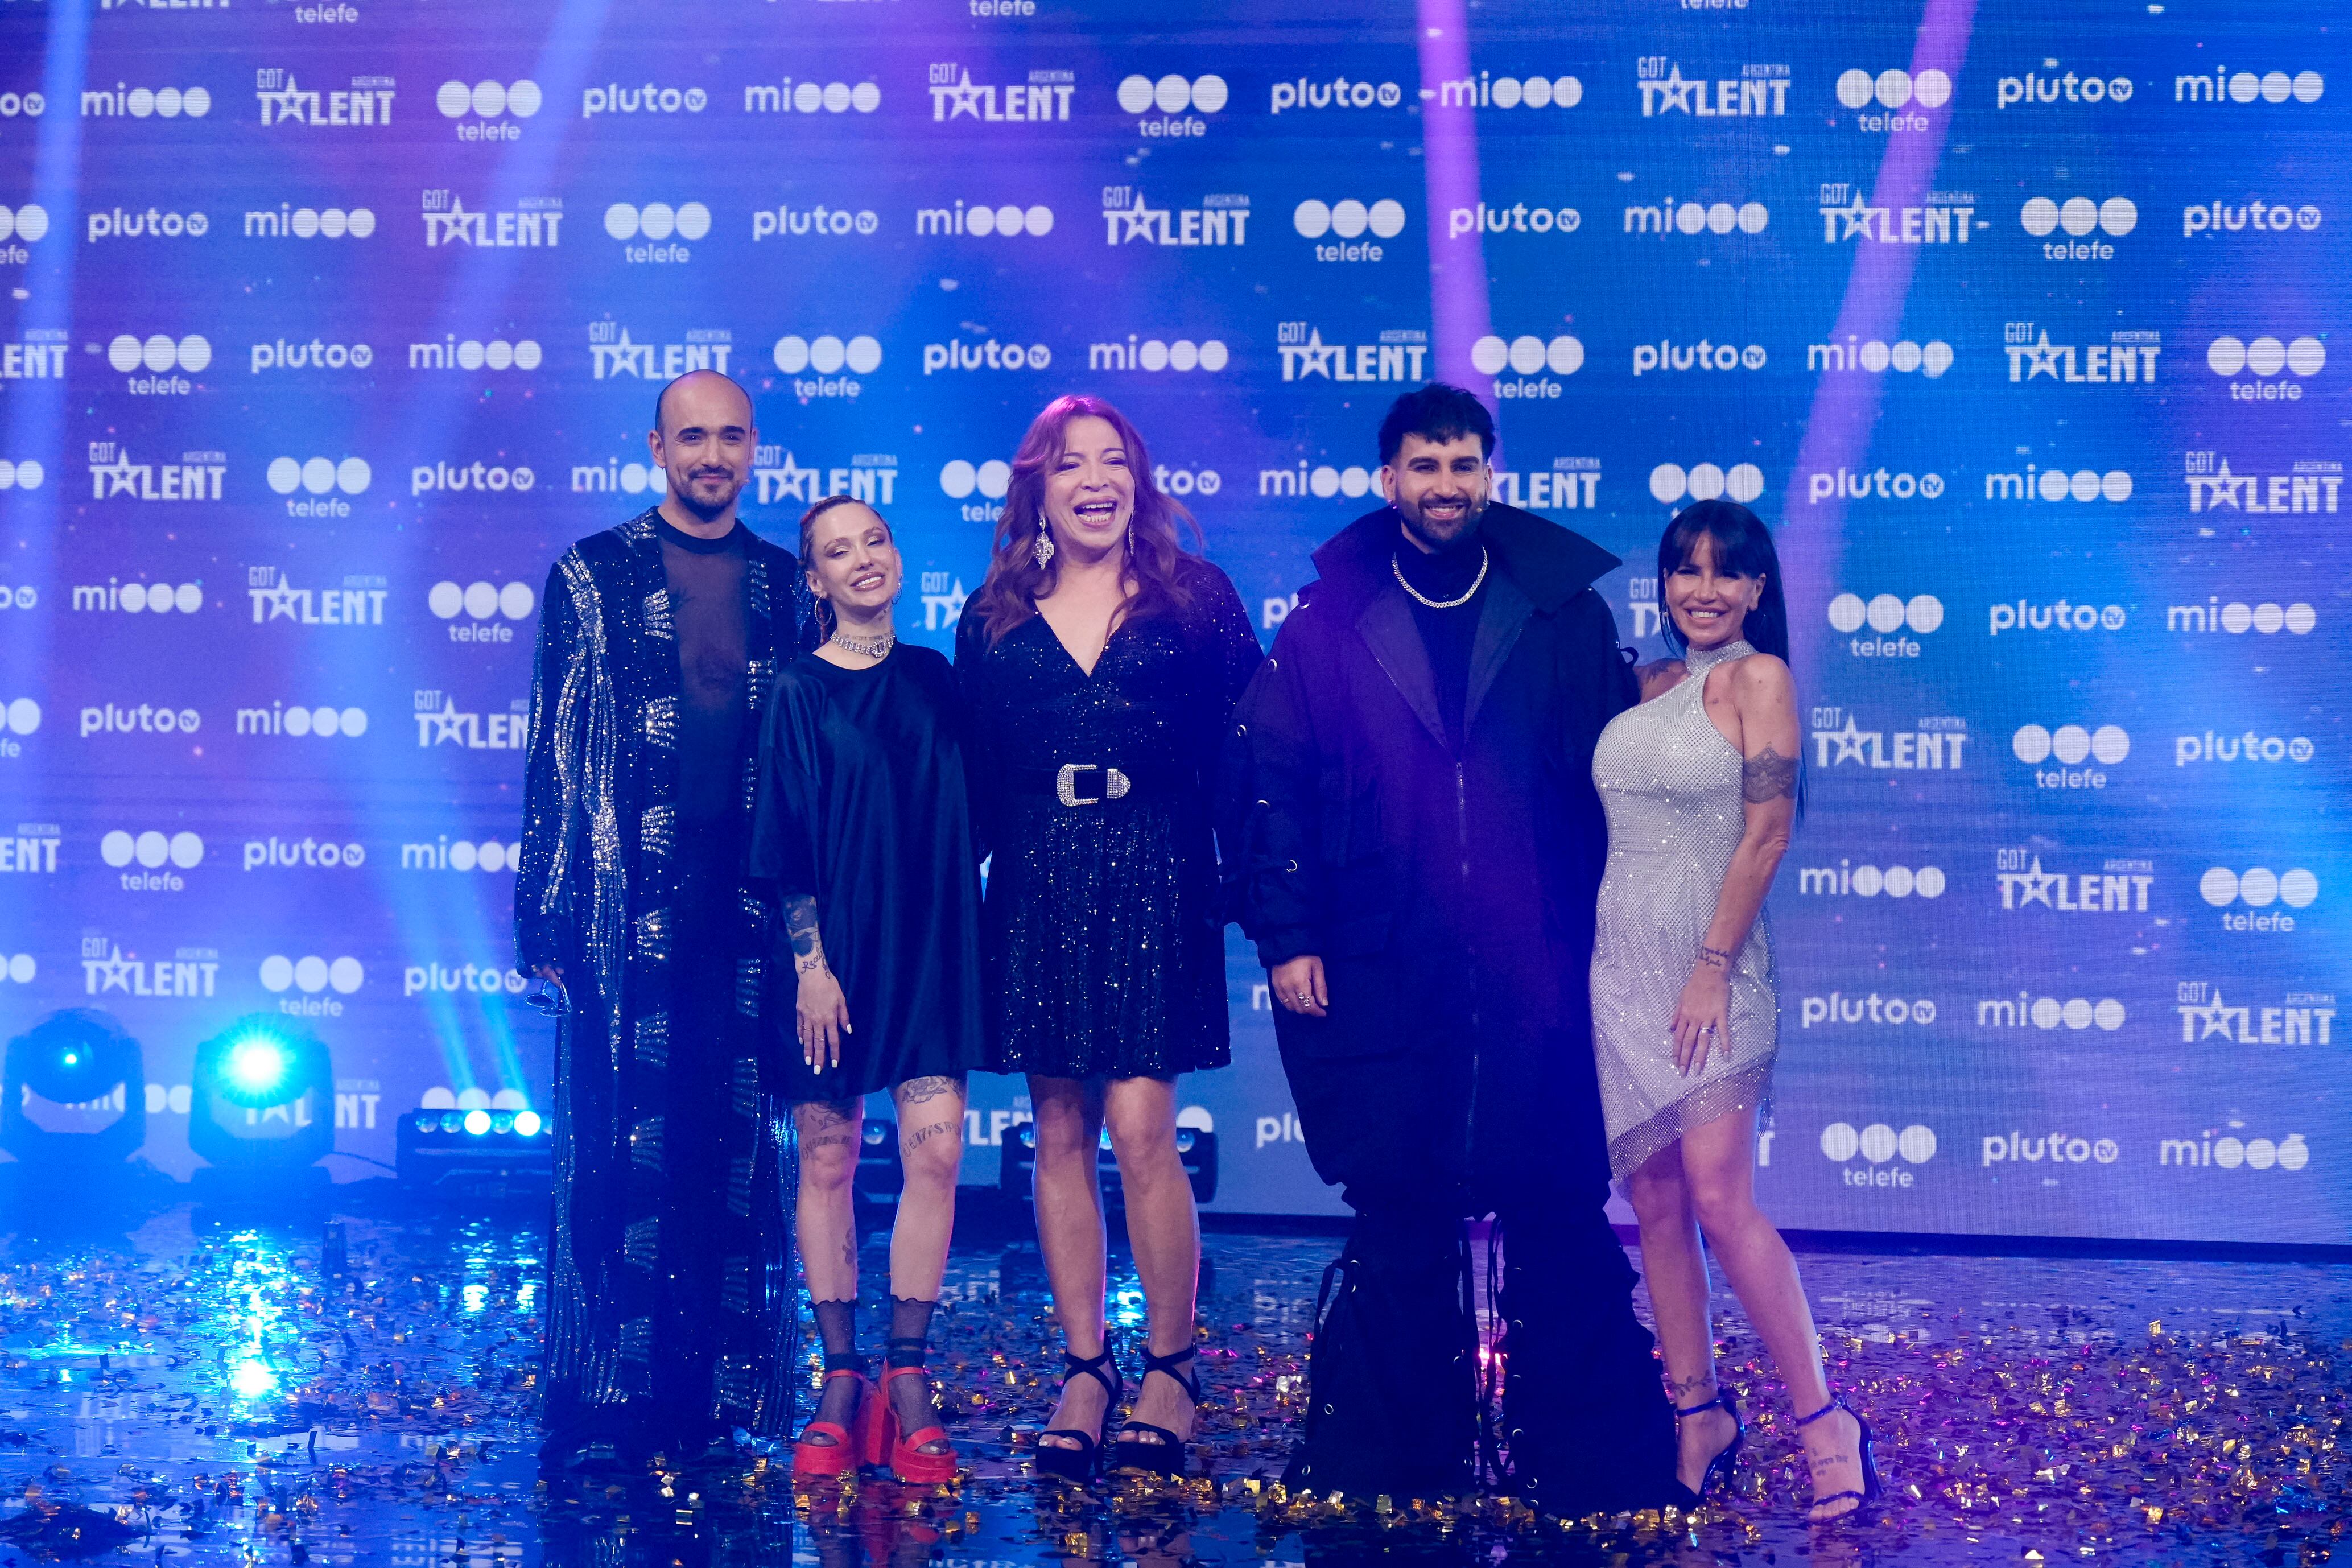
xmin=954 ymin=558 xmax=1263 ymax=1080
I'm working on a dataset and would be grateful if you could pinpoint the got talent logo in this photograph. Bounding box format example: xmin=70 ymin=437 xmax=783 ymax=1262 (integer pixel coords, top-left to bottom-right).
xmin=926 ymin=64 xmax=1072 ymax=123
xmin=254 ymin=68 xmax=395 ymax=127
xmin=1275 ymin=323 xmax=1429 ymax=384
xmin=588 ymin=321 xmax=732 ymax=380
xmin=1101 ymin=188 xmax=1249 ymax=246
xmin=421 ymin=191 xmax=563 ymax=248
xmin=1994 ymin=849 xmax=2152 ymax=914
xmin=86 ymin=443 xmax=225 ymax=502
xmin=1809 ymin=706 xmax=1969 ymax=770
xmin=1636 ymin=59 xmax=1790 ymax=117
xmin=2182 ymin=453 xmax=2343 ymax=514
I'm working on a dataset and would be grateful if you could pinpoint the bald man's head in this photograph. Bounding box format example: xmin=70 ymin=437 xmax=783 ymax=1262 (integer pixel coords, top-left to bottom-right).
xmin=653 ymin=368 xmax=752 ymax=440
xmin=649 ymin=370 xmax=757 ymax=526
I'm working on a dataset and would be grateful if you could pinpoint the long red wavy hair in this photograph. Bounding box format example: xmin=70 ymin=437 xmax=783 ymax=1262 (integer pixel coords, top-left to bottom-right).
xmin=968 ymin=394 xmax=1202 ymax=646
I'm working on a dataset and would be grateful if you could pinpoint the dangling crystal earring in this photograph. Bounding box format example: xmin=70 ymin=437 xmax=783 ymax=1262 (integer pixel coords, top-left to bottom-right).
xmin=1032 ymin=526 xmax=1055 ymax=568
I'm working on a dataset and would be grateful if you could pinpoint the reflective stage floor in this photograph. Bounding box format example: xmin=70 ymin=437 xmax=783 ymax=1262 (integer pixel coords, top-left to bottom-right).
xmin=1 ymin=1196 xmax=2345 ymax=1566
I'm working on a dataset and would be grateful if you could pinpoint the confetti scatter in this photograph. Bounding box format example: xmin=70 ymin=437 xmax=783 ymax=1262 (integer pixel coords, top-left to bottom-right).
xmin=0 ymin=1205 xmax=2343 ymax=1565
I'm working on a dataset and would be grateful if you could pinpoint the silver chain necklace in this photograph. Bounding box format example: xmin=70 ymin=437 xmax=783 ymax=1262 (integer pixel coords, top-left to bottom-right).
xmin=830 ymin=628 xmax=896 ymax=659
xmin=1392 ymin=547 xmax=1489 ymax=609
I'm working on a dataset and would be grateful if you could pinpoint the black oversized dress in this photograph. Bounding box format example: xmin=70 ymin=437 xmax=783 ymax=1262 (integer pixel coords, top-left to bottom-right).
xmin=954 ymin=556 xmax=1264 ymax=1079
xmin=748 ymin=646 xmax=985 ymax=1101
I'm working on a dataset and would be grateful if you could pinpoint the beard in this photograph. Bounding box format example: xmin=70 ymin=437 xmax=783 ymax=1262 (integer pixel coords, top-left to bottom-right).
xmin=670 ymin=466 xmax=743 ymax=521
xmin=1396 ymin=488 xmax=1487 ymax=551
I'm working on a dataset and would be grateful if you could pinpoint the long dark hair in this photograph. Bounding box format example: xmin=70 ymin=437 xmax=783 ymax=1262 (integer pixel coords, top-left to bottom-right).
xmin=1656 ymin=500 xmax=1790 ymax=663
xmin=799 ymin=493 xmax=894 ymax=639
xmin=968 ymin=394 xmax=1202 ymax=646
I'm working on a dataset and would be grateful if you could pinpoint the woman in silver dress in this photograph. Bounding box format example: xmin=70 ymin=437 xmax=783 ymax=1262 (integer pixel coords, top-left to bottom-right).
xmin=1590 ymin=500 xmax=1880 ymax=1523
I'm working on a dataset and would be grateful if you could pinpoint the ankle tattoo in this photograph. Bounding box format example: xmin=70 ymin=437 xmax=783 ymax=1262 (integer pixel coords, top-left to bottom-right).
xmin=1665 ymin=1371 xmax=1716 ymax=1404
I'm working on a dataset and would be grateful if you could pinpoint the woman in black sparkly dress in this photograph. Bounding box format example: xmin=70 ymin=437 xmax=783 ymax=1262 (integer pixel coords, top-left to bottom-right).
xmin=955 ymin=395 xmax=1263 ymax=1478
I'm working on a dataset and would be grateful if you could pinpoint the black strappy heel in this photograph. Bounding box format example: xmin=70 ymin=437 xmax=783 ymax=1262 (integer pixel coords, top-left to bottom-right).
xmin=1673 ymin=1389 xmax=1745 ymax=1499
xmin=1034 ymin=1341 xmax=1122 ymax=1483
xmin=1793 ymin=1394 xmax=1881 ymax=1522
xmin=1110 ymin=1346 xmax=1201 ymax=1478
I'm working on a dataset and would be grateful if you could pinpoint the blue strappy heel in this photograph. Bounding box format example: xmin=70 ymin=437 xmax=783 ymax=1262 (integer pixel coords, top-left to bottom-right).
xmin=1673 ymin=1389 xmax=1745 ymax=1499
xmin=1793 ymin=1394 xmax=1881 ymax=1522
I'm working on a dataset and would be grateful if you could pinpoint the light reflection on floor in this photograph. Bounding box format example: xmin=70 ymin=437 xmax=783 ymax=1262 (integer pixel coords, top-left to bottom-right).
xmin=0 ymin=1199 xmax=2345 ymax=1566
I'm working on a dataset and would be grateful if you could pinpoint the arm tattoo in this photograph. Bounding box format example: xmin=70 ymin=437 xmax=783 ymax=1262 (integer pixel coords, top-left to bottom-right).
xmin=1740 ymin=744 xmax=1798 ymax=803
xmin=785 ymin=895 xmax=825 ymax=974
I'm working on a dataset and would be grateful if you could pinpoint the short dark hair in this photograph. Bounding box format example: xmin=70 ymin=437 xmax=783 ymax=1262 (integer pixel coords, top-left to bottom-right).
xmin=1377 ymin=382 xmax=1495 ymax=466
xmin=652 ymin=369 xmax=752 ymax=438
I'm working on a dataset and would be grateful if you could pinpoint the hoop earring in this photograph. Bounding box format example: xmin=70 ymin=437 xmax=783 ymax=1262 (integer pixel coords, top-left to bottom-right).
xmin=1032 ymin=526 xmax=1055 ymax=568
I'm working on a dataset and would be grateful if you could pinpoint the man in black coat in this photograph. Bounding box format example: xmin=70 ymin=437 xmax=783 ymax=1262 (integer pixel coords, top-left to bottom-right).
xmin=1225 ymin=385 xmax=1680 ymax=1511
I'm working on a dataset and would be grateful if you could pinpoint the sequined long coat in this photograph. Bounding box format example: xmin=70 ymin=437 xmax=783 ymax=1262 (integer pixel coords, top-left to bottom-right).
xmin=515 ymin=509 xmax=818 ymax=1435
xmin=1224 ymin=504 xmax=1638 ymax=1209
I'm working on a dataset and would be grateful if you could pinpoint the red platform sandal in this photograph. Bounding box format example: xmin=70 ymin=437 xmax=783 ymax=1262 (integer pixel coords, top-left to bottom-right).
xmin=881 ymin=1361 xmax=958 ymax=1485
xmin=791 ymin=1363 xmax=880 ymax=1478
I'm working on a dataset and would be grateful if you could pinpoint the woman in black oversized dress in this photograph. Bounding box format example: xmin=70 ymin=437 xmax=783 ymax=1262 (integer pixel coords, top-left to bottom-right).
xmin=955 ymin=396 xmax=1263 ymax=1479
xmin=749 ymin=496 xmax=985 ymax=1487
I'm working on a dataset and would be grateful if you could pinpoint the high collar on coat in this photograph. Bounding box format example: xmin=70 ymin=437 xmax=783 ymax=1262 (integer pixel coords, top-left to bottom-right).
xmin=1306 ymin=501 xmax=1620 ymax=620
xmin=1301 ymin=502 xmax=1621 ymax=749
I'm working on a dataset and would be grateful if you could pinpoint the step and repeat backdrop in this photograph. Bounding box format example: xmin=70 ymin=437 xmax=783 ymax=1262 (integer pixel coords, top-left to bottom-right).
xmin=0 ymin=0 xmax=2342 ymax=1243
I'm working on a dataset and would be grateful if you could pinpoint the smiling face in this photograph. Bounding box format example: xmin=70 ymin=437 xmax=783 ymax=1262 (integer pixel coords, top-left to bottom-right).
xmin=1382 ymin=431 xmax=1491 ymax=552
xmin=650 ymin=372 xmax=756 ymax=523
xmin=804 ymin=502 xmax=901 ymax=618
xmin=1041 ymin=414 xmax=1135 ymax=558
xmin=1663 ymin=530 xmax=1765 ymax=650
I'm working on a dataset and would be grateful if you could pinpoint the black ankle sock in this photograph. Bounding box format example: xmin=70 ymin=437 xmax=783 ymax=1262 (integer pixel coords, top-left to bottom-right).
xmin=884 ymin=1295 xmax=935 ymax=1368
xmin=811 ymin=1298 xmax=860 ymax=1368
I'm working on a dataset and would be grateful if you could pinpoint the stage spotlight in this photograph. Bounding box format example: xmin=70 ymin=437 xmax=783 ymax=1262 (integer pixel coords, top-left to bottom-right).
xmin=997 ymin=1119 xmax=1219 ymax=1206
xmin=189 ymin=1016 xmax=333 ymax=1198
xmin=395 ymin=1097 xmax=551 ymax=1198
xmin=1 ymin=1009 xmax=146 ymax=1172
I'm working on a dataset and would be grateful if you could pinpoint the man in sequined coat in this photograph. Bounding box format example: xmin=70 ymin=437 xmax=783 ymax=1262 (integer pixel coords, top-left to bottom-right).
xmin=1225 ymin=385 xmax=1681 ymax=1512
xmin=517 ymin=370 xmax=819 ymax=1468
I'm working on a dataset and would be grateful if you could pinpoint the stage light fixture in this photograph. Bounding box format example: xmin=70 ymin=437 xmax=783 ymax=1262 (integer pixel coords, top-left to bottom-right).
xmin=1 ymin=1009 xmax=146 ymax=1172
xmin=996 ymin=1119 xmax=1219 ymax=1206
xmin=395 ymin=1097 xmax=551 ymax=1196
xmin=189 ymin=1016 xmax=333 ymax=1194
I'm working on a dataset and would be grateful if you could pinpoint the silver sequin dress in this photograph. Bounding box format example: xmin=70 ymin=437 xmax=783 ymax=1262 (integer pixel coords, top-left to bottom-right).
xmin=1590 ymin=639 xmax=1778 ymax=1181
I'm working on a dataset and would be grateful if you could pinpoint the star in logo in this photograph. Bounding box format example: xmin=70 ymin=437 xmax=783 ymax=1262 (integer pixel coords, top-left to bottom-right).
xmin=2201 ymin=457 xmax=2251 ymax=511
xmin=426 ymin=195 xmax=478 ymax=247
xmin=1829 ymin=192 xmax=1880 ymax=241
xmin=766 ymin=450 xmax=816 ymax=502
xmin=2021 ymin=330 xmax=2063 ymax=381
xmin=1651 ymin=64 xmax=1699 ymax=115
xmin=426 ymin=700 xmax=471 ymax=745
xmin=1818 ymin=712 xmax=1872 ymax=765
xmin=258 ymin=72 xmax=314 ymax=127
xmin=1112 ymin=200 xmax=1165 ymax=245
xmin=1292 ymin=328 xmax=1340 ymax=379
xmin=2178 ymin=986 xmax=2242 ymax=1042
xmin=589 ymin=328 xmax=654 ymax=380
xmin=253 ymin=580 xmax=302 ymax=621
xmin=92 ymin=448 xmax=144 ymax=499
xmin=89 ymin=944 xmax=136 ymax=993
xmin=943 ymin=70 xmax=987 ymax=121
xmin=2009 ymin=855 xmax=2062 ymax=910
